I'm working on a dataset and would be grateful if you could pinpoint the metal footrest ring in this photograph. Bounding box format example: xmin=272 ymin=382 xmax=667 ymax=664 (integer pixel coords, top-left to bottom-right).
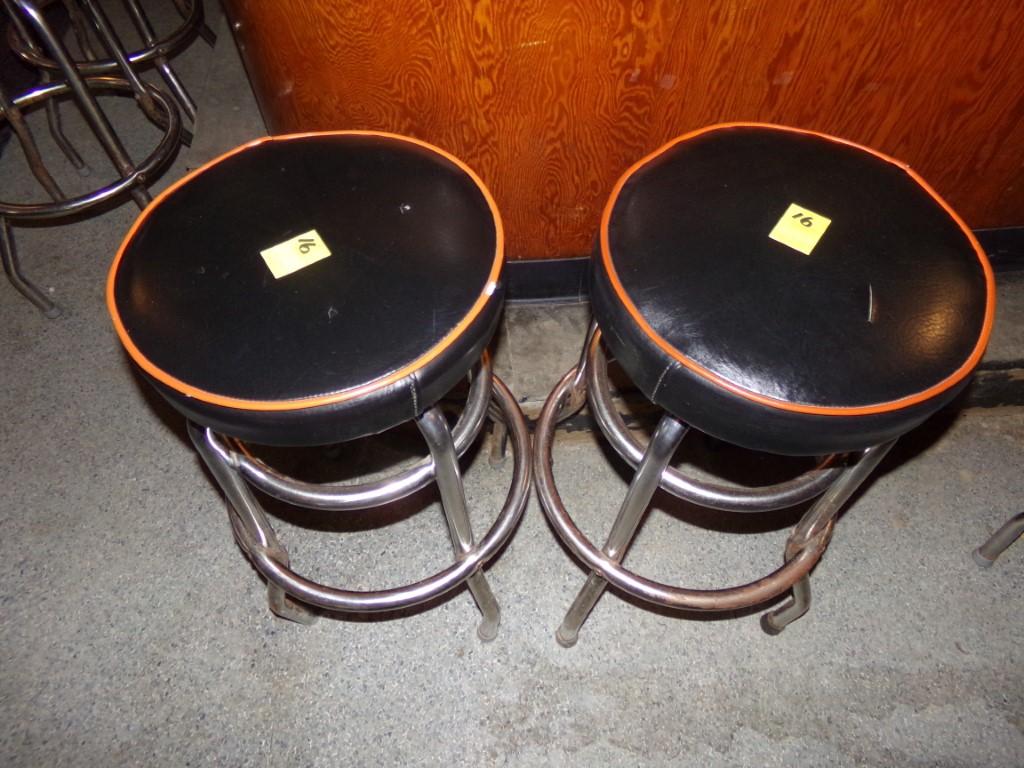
xmin=584 ymin=328 xmax=844 ymax=512
xmin=535 ymin=363 xmax=833 ymax=613
xmin=0 ymin=76 xmax=181 ymax=221
xmin=212 ymin=355 xmax=494 ymax=511
xmin=192 ymin=373 xmax=531 ymax=616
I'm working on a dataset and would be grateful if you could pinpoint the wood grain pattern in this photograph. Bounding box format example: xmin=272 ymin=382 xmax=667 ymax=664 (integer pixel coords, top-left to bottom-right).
xmin=225 ymin=0 xmax=1024 ymax=260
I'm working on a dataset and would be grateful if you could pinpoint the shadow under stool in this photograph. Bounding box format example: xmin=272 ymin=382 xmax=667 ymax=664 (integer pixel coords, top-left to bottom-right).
xmin=106 ymin=131 xmax=530 ymax=640
xmin=536 ymin=122 xmax=995 ymax=647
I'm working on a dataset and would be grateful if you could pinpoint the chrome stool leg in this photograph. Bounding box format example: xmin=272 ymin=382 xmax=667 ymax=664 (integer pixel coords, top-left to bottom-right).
xmin=43 ymin=75 xmax=88 ymax=172
xmin=0 ymin=80 xmax=65 ymax=200
xmin=123 ymin=0 xmax=197 ymax=121
xmin=539 ymin=327 xmax=895 ymax=645
xmin=559 ymin=319 xmax=598 ymax=423
xmin=761 ymin=575 xmax=813 ymax=635
xmin=191 ymin=421 xmax=319 ymax=624
xmin=6 ymin=5 xmax=89 ymax=171
xmin=419 ymin=406 xmax=501 ymax=641
xmin=183 ymin=362 xmax=529 ymax=639
xmin=0 ymin=215 xmax=60 ymax=317
xmin=974 ymin=512 xmax=1024 ymax=568
xmin=556 ymin=413 xmax=687 ymax=647
xmin=487 ymin=417 xmax=508 ymax=467
xmin=171 ymin=0 xmax=214 ymax=46
xmin=62 ymin=0 xmax=98 ymax=58
xmin=761 ymin=439 xmax=895 ymax=633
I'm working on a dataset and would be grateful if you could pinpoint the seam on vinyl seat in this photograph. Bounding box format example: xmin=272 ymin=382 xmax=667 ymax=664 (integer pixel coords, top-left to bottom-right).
xmin=650 ymin=362 xmax=675 ymax=402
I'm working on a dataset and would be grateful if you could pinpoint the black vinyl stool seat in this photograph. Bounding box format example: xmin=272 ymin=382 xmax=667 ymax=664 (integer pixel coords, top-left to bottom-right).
xmin=537 ymin=123 xmax=994 ymax=646
xmin=108 ymin=132 xmax=530 ymax=639
xmin=594 ymin=123 xmax=992 ymax=456
xmin=110 ymin=132 xmax=504 ymax=446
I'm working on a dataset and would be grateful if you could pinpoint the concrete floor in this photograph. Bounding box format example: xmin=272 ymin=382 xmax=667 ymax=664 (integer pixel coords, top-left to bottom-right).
xmin=1 ymin=5 xmax=1022 ymax=767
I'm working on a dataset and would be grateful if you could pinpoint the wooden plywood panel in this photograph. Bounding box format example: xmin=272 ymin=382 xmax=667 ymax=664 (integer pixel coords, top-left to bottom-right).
xmin=225 ymin=0 xmax=1024 ymax=260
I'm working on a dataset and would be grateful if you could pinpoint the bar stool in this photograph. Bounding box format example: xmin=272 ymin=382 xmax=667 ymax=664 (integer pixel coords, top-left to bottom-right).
xmin=7 ymin=0 xmax=214 ymax=129
xmin=107 ymin=131 xmax=530 ymax=640
xmin=536 ymin=123 xmax=994 ymax=646
xmin=2 ymin=0 xmax=188 ymax=316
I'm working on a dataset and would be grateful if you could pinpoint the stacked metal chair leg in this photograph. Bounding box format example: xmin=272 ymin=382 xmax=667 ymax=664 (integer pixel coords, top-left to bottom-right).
xmin=1 ymin=0 xmax=211 ymax=316
xmin=974 ymin=513 xmax=1024 ymax=567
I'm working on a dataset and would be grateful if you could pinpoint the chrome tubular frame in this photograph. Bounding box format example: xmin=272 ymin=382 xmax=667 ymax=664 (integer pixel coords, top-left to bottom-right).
xmin=9 ymin=0 xmax=204 ymax=71
xmin=1 ymin=77 xmax=180 ymax=316
xmin=535 ymin=325 xmax=897 ymax=646
xmin=584 ymin=329 xmax=845 ymax=512
xmin=973 ymin=512 xmax=1024 ymax=568
xmin=220 ymin=358 xmax=493 ymax=511
xmin=6 ymin=0 xmax=213 ymax=122
xmin=2 ymin=0 xmax=186 ymax=316
xmin=0 ymin=78 xmax=181 ymax=221
xmin=189 ymin=367 xmax=531 ymax=641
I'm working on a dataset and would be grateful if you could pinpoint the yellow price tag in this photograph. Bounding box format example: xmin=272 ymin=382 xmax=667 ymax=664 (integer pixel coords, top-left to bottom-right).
xmin=260 ymin=229 xmax=332 ymax=279
xmin=768 ymin=203 xmax=831 ymax=255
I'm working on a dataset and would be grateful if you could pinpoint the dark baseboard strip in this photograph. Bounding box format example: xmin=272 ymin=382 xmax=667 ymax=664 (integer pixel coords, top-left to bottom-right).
xmin=976 ymin=227 xmax=1024 ymax=273
xmin=505 ymin=256 xmax=589 ymax=303
xmin=507 ymin=227 xmax=1024 ymax=304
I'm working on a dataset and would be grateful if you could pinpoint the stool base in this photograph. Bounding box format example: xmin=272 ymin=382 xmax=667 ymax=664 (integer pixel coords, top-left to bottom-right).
xmin=188 ymin=372 xmax=530 ymax=640
xmin=537 ymin=325 xmax=897 ymax=646
xmin=0 ymin=216 xmax=61 ymax=317
xmin=2 ymin=0 xmax=188 ymax=315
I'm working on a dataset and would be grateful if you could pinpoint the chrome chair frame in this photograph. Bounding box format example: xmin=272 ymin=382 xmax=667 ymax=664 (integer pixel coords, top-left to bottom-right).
xmin=7 ymin=0 xmax=214 ymax=123
xmin=535 ymin=325 xmax=895 ymax=647
xmin=188 ymin=358 xmax=532 ymax=641
xmin=1 ymin=0 xmax=184 ymax=316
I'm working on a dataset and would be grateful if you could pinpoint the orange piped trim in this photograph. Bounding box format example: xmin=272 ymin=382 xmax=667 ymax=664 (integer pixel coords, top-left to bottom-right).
xmin=599 ymin=122 xmax=995 ymax=417
xmin=107 ymin=131 xmax=504 ymax=412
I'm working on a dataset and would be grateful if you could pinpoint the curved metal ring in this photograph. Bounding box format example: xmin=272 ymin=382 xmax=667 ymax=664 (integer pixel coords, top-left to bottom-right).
xmin=245 ymin=374 xmax=531 ymax=613
xmin=212 ymin=356 xmax=493 ymax=511
xmin=7 ymin=0 xmax=204 ymax=73
xmin=0 ymin=77 xmax=181 ymax=219
xmin=535 ymin=366 xmax=830 ymax=611
xmin=586 ymin=329 xmax=844 ymax=512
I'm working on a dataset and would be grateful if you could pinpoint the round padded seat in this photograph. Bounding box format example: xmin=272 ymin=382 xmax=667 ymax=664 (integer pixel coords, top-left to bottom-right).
xmin=108 ymin=132 xmax=504 ymax=446
xmin=592 ymin=123 xmax=994 ymax=455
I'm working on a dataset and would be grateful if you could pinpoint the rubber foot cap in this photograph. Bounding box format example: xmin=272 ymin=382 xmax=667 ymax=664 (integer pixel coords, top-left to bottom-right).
xmin=973 ymin=548 xmax=995 ymax=568
xmin=760 ymin=613 xmax=784 ymax=636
